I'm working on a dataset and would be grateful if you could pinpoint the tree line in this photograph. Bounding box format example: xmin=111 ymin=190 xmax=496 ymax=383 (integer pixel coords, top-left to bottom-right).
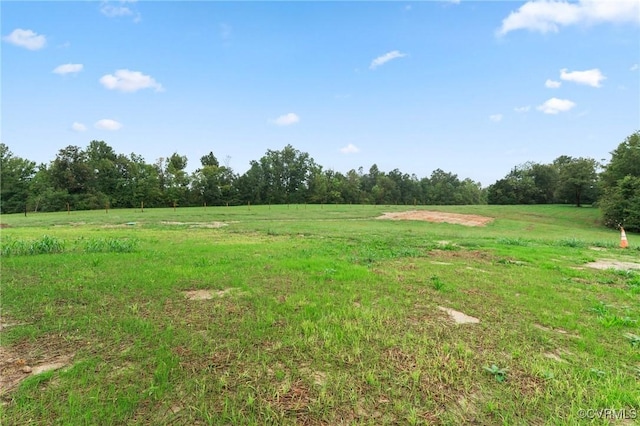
xmin=1 ymin=131 xmax=638 ymax=231
xmin=0 ymin=142 xmax=486 ymax=212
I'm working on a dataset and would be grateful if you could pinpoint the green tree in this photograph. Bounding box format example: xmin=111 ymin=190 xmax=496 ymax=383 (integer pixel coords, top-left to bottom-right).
xmin=113 ymin=153 xmax=163 ymax=208
xmin=341 ymin=169 xmax=364 ymax=204
xmin=86 ymin=140 xmax=119 ymax=205
xmin=48 ymin=145 xmax=102 ymax=209
xmin=200 ymin=152 xmax=220 ymax=168
xmin=526 ymin=162 xmax=559 ymax=204
xmin=555 ymin=157 xmax=598 ymax=207
xmin=426 ymin=169 xmax=462 ymax=205
xmin=600 ymin=131 xmax=640 ymax=189
xmin=236 ymin=161 xmax=266 ymax=205
xmin=387 ymin=169 xmax=420 ymax=205
xmin=458 ymin=178 xmax=487 ymax=205
xmin=487 ymin=167 xmax=537 ymax=205
xmin=0 ymin=143 xmax=36 ymax=213
xmin=164 ymin=153 xmax=190 ymax=206
xmin=246 ymin=145 xmax=317 ymax=204
xmin=599 ymin=131 xmax=640 ymax=231
xmin=191 ymin=159 xmax=236 ymax=206
xmin=28 ymin=164 xmax=68 ymax=212
xmin=307 ymin=165 xmax=329 ymax=204
xmin=600 ymin=175 xmax=640 ymax=231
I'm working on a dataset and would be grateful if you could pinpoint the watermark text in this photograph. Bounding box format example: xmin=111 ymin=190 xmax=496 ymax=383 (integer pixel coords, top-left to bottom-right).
xmin=578 ymin=408 xmax=637 ymax=420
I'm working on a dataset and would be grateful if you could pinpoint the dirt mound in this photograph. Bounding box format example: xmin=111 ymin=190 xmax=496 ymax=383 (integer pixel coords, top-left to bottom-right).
xmin=377 ymin=211 xmax=493 ymax=227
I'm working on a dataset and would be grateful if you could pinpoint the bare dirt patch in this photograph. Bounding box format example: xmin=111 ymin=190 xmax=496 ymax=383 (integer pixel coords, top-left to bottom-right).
xmin=0 ymin=223 xmax=10 ymax=228
xmin=182 ymin=288 xmax=235 ymax=300
xmin=0 ymin=337 xmax=75 ymax=396
xmin=533 ymin=324 xmax=580 ymax=339
xmin=161 ymin=221 xmax=228 ymax=229
xmin=543 ymin=352 xmax=565 ymax=362
xmin=438 ymin=307 xmax=480 ymax=324
xmin=267 ymin=379 xmax=312 ymax=414
xmin=377 ymin=210 xmax=493 ymax=227
xmin=0 ymin=322 xmax=28 ymax=331
xmin=586 ymin=259 xmax=640 ymax=271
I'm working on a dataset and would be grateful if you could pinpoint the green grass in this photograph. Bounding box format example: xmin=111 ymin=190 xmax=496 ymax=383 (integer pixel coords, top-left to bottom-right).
xmin=1 ymin=205 xmax=639 ymax=425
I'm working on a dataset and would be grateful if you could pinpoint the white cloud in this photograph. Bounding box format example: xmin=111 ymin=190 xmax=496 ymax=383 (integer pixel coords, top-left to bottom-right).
xmin=514 ymin=106 xmax=531 ymax=113
xmin=100 ymin=1 xmax=141 ymax=22
xmin=99 ymin=69 xmax=164 ymax=92
xmin=71 ymin=122 xmax=87 ymax=132
xmin=2 ymin=29 xmax=46 ymax=50
xmin=272 ymin=113 xmax=300 ymax=126
xmin=545 ymin=79 xmax=562 ymax=88
xmin=95 ymin=119 xmax=123 ymax=130
xmin=497 ymin=0 xmax=640 ymax=36
xmin=489 ymin=114 xmax=503 ymax=122
xmin=340 ymin=144 xmax=360 ymax=154
xmin=630 ymin=63 xmax=639 ymax=71
xmin=560 ymin=68 xmax=606 ymax=87
xmin=537 ymin=97 xmax=576 ymax=114
xmin=101 ymin=3 xmax=132 ymax=17
xmin=370 ymin=50 xmax=407 ymax=70
xmin=53 ymin=63 xmax=83 ymax=75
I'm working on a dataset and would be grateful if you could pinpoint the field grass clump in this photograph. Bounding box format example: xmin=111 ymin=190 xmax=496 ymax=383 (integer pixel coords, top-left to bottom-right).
xmin=1 ymin=235 xmax=65 ymax=256
xmin=430 ymin=275 xmax=446 ymax=291
xmin=79 ymin=237 xmax=139 ymax=253
xmin=555 ymin=237 xmax=588 ymax=248
xmin=496 ymin=237 xmax=531 ymax=246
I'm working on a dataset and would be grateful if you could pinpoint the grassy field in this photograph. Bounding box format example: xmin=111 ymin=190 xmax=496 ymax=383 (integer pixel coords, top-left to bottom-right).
xmin=1 ymin=204 xmax=639 ymax=425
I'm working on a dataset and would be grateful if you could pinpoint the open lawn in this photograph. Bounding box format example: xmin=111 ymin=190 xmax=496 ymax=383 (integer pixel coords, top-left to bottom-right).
xmin=1 ymin=205 xmax=639 ymax=425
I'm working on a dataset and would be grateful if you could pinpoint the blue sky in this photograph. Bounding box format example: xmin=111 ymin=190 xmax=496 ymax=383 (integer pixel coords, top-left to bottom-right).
xmin=2 ymin=0 xmax=639 ymax=185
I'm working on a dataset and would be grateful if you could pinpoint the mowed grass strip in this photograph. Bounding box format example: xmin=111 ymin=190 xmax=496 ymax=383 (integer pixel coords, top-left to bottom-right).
xmin=1 ymin=205 xmax=638 ymax=425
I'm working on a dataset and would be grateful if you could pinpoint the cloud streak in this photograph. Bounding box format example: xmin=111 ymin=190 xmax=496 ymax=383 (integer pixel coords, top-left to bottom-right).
xmin=340 ymin=144 xmax=360 ymax=154
xmin=53 ymin=63 xmax=83 ymax=75
xmin=545 ymin=79 xmax=561 ymax=88
xmin=272 ymin=113 xmax=300 ymax=126
xmin=100 ymin=0 xmax=141 ymax=22
xmin=71 ymin=122 xmax=87 ymax=132
xmin=370 ymin=50 xmax=407 ymax=70
xmin=95 ymin=119 xmax=123 ymax=130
